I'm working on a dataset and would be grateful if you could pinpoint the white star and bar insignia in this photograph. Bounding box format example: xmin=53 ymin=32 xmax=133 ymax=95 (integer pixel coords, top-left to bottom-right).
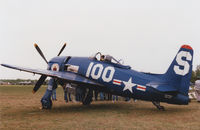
xmin=123 ymin=77 xmax=136 ymax=93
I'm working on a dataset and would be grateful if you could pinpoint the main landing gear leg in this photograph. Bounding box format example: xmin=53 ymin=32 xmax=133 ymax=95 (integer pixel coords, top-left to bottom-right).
xmin=152 ymin=101 xmax=165 ymax=111
xmin=41 ymin=89 xmax=53 ymax=109
xmin=82 ymin=88 xmax=93 ymax=105
xmin=41 ymin=78 xmax=58 ymax=109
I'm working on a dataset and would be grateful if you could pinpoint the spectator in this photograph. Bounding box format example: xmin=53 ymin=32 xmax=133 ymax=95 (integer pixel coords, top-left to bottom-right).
xmin=100 ymin=92 xmax=104 ymax=100
xmin=75 ymin=87 xmax=82 ymax=102
xmin=52 ymin=89 xmax=57 ymax=101
xmin=112 ymin=95 xmax=118 ymax=102
xmin=195 ymin=76 xmax=200 ymax=102
xmin=63 ymin=83 xmax=72 ymax=102
xmin=94 ymin=90 xmax=99 ymax=101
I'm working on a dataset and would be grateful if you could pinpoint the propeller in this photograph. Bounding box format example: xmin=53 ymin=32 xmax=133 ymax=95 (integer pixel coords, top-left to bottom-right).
xmin=32 ymin=75 xmax=47 ymax=94
xmin=57 ymin=43 xmax=67 ymax=56
xmin=32 ymin=43 xmax=67 ymax=94
xmin=34 ymin=43 xmax=48 ymax=64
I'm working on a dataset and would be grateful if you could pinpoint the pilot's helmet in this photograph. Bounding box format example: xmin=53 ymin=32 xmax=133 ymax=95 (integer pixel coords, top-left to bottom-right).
xmin=100 ymin=55 xmax=105 ymax=61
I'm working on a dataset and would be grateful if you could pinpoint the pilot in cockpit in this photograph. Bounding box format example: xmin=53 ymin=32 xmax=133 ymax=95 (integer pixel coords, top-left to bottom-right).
xmin=104 ymin=55 xmax=112 ymax=62
xmin=100 ymin=55 xmax=105 ymax=61
xmin=100 ymin=55 xmax=112 ymax=62
xmin=92 ymin=52 xmax=113 ymax=63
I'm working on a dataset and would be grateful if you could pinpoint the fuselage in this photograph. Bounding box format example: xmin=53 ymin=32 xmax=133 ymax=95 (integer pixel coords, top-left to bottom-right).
xmin=48 ymin=56 xmax=189 ymax=105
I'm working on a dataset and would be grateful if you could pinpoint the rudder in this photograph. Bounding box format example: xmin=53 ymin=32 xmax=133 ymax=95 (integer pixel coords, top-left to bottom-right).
xmin=164 ymin=45 xmax=193 ymax=95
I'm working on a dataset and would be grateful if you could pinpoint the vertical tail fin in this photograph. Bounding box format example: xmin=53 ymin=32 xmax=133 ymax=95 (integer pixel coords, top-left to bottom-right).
xmin=164 ymin=45 xmax=193 ymax=95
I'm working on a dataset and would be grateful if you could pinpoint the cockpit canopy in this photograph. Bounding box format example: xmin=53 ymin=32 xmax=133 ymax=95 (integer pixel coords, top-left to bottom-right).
xmin=90 ymin=52 xmax=131 ymax=69
xmin=90 ymin=52 xmax=121 ymax=64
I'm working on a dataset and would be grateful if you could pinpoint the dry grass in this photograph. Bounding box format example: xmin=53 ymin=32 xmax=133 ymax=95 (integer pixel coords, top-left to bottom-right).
xmin=1 ymin=85 xmax=200 ymax=130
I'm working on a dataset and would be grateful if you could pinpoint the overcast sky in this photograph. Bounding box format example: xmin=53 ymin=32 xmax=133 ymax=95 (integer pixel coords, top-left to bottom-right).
xmin=0 ymin=0 xmax=199 ymax=79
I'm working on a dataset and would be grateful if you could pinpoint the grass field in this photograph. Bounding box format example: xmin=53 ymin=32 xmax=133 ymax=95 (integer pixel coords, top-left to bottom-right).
xmin=1 ymin=85 xmax=200 ymax=130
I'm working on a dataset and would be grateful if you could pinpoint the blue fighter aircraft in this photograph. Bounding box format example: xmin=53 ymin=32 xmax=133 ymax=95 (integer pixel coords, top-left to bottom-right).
xmin=1 ymin=44 xmax=194 ymax=110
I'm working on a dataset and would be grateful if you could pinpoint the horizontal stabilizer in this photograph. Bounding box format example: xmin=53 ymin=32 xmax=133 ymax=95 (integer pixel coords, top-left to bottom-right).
xmin=146 ymin=82 xmax=178 ymax=92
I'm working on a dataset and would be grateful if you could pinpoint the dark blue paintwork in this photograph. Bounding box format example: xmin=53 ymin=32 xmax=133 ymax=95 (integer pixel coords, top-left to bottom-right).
xmin=1 ymin=45 xmax=194 ymax=106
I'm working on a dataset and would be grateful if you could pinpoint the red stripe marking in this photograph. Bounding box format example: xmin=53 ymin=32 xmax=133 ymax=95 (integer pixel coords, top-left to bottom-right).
xmin=181 ymin=45 xmax=193 ymax=50
xmin=113 ymin=80 xmax=121 ymax=84
xmin=137 ymin=86 xmax=146 ymax=90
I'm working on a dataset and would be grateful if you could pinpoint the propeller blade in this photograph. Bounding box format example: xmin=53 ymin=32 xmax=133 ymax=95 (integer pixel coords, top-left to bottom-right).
xmin=57 ymin=43 xmax=67 ymax=56
xmin=34 ymin=43 xmax=48 ymax=64
xmin=32 ymin=75 xmax=47 ymax=94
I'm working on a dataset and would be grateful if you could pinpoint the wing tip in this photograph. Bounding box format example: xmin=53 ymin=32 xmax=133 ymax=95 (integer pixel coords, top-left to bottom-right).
xmin=1 ymin=64 xmax=7 ymax=67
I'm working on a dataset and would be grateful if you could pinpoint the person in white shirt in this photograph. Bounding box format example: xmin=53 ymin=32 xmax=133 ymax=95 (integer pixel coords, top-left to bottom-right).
xmin=194 ymin=76 xmax=200 ymax=102
xmin=63 ymin=83 xmax=72 ymax=102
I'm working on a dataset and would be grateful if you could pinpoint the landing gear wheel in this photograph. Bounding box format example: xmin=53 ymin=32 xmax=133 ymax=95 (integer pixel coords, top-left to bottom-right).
xmin=41 ymin=98 xmax=52 ymax=109
xmin=82 ymin=89 xmax=93 ymax=105
xmin=152 ymin=101 xmax=165 ymax=111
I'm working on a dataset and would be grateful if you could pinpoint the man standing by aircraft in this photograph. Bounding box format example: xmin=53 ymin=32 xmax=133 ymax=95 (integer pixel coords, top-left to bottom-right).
xmin=195 ymin=76 xmax=200 ymax=102
xmin=63 ymin=83 xmax=72 ymax=102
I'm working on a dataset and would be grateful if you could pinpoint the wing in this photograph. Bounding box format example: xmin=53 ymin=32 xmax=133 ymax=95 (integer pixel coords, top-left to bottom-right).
xmin=1 ymin=64 xmax=104 ymax=88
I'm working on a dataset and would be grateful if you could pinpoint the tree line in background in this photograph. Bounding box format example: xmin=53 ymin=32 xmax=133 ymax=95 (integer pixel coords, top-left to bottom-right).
xmin=1 ymin=65 xmax=200 ymax=85
xmin=0 ymin=79 xmax=48 ymax=85
xmin=191 ymin=65 xmax=200 ymax=83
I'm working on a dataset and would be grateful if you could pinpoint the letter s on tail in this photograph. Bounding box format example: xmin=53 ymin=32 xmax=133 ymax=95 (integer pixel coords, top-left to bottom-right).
xmin=164 ymin=45 xmax=193 ymax=95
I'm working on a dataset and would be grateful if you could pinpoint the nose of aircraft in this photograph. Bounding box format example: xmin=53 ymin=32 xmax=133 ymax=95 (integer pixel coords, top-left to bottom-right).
xmin=33 ymin=43 xmax=67 ymax=94
xmin=48 ymin=56 xmax=70 ymax=71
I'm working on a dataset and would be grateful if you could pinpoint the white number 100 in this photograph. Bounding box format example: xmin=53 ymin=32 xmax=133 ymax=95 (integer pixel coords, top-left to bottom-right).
xmin=86 ymin=62 xmax=115 ymax=82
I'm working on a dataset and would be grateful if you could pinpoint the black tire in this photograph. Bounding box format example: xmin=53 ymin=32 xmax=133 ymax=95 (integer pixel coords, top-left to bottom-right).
xmin=82 ymin=95 xmax=92 ymax=105
xmin=41 ymin=99 xmax=52 ymax=109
